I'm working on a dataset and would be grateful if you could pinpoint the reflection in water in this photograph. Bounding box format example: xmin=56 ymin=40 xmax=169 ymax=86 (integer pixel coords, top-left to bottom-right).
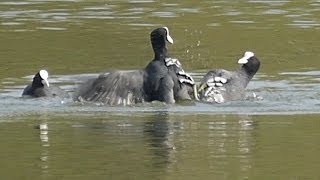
xmin=142 ymin=113 xmax=256 ymax=178
xmin=237 ymin=116 xmax=255 ymax=175
xmin=206 ymin=115 xmax=255 ymax=178
xmin=0 ymin=113 xmax=319 ymax=179
xmin=143 ymin=112 xmax=177 ymax=171
xmin=39 ymin=121 xmax=50 ymax=177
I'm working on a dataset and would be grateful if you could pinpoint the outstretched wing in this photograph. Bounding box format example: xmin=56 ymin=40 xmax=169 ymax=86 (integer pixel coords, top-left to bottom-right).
xmin=75 ymin=70 xmax=144 ymax=105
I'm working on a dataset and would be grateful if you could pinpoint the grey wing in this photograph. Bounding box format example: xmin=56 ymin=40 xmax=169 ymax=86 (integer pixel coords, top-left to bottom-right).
xmin=198 ymin=69 xmax=234 ymax=103
xmin=74 ymin=70 xmax=145 ymax=105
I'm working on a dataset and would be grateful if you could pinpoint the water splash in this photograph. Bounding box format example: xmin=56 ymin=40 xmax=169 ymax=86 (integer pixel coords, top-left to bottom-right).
xmin=1 ymin=70 xmax=320 ymax=118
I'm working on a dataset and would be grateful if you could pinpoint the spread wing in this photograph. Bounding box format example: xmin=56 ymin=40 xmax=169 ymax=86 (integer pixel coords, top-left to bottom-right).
xmin=74 ymin=70 xmax=144 ymax=105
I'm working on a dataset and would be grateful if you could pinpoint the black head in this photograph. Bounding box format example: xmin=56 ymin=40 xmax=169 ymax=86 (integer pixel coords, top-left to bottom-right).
xmin=32 ymin=70 xmax=50 ymax=88
xmin=238 ymin=51 xmax=261 ymax=77
xmin=150 ymin=27 xmax=174 ymax=59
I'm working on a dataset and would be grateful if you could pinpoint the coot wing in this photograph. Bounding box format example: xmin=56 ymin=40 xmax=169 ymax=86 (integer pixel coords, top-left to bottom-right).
xmin=75 ymin=70 xmax=144 ymax=105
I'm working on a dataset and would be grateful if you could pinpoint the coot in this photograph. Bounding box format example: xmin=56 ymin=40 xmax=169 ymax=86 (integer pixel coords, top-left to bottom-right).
xmin=22 ymin=70 xmax=69 ymax=98
xmin=143 ymin=27 xmax=193 ymax=103
xmin=197 ymin=51 xmax=260 ymax=103
xmin=74 ymin=27 xmax=194 ymax=105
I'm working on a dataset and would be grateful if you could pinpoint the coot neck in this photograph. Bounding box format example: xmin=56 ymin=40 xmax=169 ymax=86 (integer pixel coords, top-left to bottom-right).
xmin=32 ymin=73 xmax=44 ymax=88
xmin=239 ymin=62 xmax=260 ymax=83
xmin=152 ymin=44 xmax=168 ymax=61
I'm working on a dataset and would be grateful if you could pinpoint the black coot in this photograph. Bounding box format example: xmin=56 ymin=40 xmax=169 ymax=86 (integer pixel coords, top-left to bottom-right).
xmin=22 ymin=70 xmax=69 ymax=98
xmin=74 ymin=27 xmax=194 ymax=105
xmin=143 ymin=27 xmax=193 ymax=103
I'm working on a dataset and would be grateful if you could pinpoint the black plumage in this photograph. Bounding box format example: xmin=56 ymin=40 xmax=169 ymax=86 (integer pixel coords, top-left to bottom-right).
xmin=74 ymin=27 xmax=193 ymax=105
xmin=22 ymin=70 xmax=69 ymax=98
xmin=143 ymin=27 xmax=192 ymax=103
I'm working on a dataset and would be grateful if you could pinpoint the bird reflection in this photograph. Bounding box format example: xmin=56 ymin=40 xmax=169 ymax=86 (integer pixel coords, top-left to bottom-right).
xmin=143 ymin=112 xmax=177 ymax=169
xmin=237 ymin=115 xmax=255 ymax=174
xmin=39 ymin=122 xmax=50 ymax=176
xmin=207 ymin=115 xmax=256 ymax=176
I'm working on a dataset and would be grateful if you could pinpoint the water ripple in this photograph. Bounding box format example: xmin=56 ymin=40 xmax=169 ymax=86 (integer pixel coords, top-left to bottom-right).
xmin=287 ymin=20 xmax=320 ymax=28
xmin=0 ymin=0 xmax=318 ymax=30
xmin=151 ymin=11 xmax=177 ymax=18
xmin=0 ymin=2 xmax=43 ymax=5
xmin=248 ymin=0 xmax=291 ymax=5
xmin=263 ymin=9 xmax=288 ymax=15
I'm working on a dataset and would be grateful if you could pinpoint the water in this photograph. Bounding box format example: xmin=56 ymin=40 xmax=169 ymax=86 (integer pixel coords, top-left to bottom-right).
xmin=1 ymin=71 xmax=320 ymax=115
xmin=1 ymin=0 xmax=320 ymax=179
xmin=1 ymin=113 xmax=320 ymax=179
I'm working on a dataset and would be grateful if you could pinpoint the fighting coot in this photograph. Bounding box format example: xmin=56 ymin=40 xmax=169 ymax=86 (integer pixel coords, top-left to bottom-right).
xmin=22 ymin=70 xmax=69 ymax=98
xmin=74 ymin=27 xmax=194 ymax=105
xmin=197 ymin=51 xmax=260 ymax=103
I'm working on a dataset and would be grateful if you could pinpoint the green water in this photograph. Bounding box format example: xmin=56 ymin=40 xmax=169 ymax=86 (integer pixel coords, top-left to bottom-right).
xmin=0 ymin=0 xmax=320 ymax=179
xmin=1 ymin=113 xmax=320 ymax=179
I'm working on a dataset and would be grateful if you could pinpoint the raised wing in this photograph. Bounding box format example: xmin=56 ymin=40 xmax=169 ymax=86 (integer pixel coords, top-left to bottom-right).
xmin=165 ymin=57 xmax=195 ymax=100
xmin=75 ymin=70 xmax=144 ymax=105
xmin=165 ymin=57 xmax=195 ymax=85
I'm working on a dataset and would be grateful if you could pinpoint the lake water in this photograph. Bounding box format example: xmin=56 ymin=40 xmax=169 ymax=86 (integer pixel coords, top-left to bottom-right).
xmin=1 ymin=0 xmax=320 ymax=179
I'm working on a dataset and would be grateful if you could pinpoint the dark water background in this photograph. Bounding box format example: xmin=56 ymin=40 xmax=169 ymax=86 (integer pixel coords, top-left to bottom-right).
xmin=1 ymin=0 xmax=320 ymax=179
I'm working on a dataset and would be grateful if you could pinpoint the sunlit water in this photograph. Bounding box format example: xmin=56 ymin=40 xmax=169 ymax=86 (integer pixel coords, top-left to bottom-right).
xmin=1 ymin=0 xmax=320 ymax=179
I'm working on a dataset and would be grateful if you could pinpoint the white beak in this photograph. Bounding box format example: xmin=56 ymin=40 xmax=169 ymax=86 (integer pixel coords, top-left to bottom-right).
xmin=42 ymin=79 xmax=50 ymax=87
xmin=238 ymin=57 xmax=249 ymax=64
xmin=238 ymin=51 xmax=254 ymax=64
xmin=39 ymin=69 xmax=49 ymax=87
xmin=163 ymin=27 xmax=174 ymax=44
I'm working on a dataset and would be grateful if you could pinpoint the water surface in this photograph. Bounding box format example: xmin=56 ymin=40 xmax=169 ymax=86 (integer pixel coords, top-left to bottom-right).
xmin=1 ymin=0 xmax=320 ymax=179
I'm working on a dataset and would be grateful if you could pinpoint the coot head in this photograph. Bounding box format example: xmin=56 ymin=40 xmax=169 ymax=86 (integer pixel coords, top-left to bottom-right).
xmin=238 ymin=51 xmax=260 ymax=78
xmin=150 ymin=27 xmax=173 ymax=60
xmin=32 ymin=69 xmax=50 ymax=88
